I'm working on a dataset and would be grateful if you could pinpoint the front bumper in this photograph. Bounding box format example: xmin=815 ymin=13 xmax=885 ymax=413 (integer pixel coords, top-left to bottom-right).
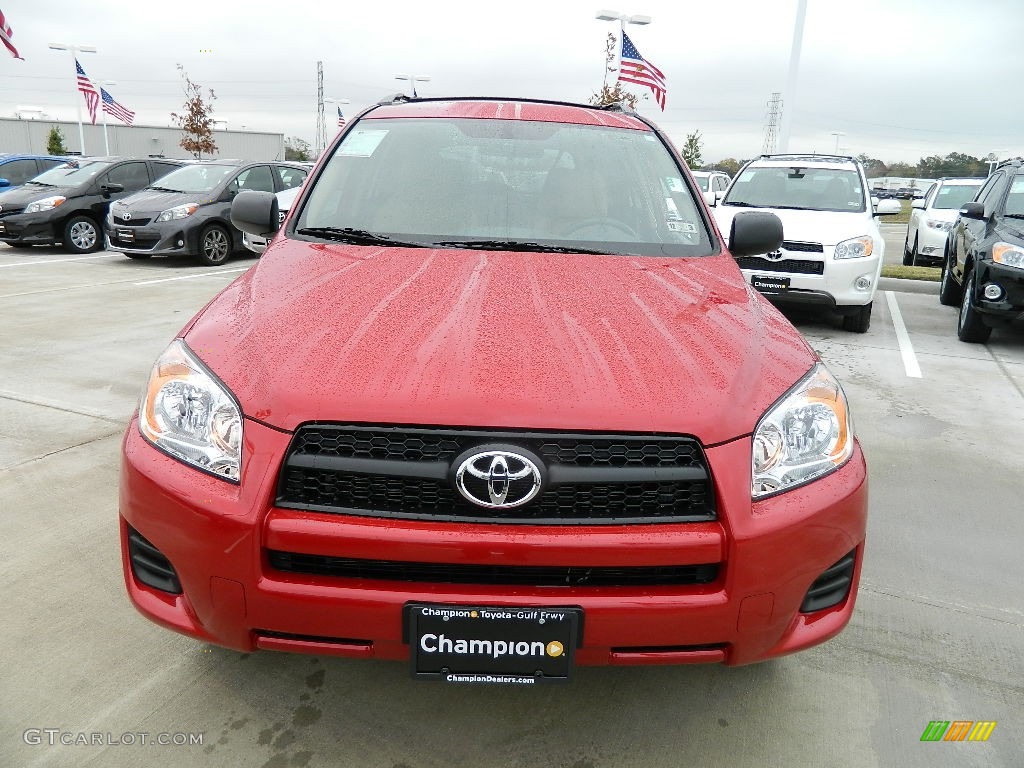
xmin=0 ymin=210 xmax=61 ymax=245
xmin=105 ymin=215 xmax=202 ymax=256
xmin=120 ymin=418 xmax=868 ymax=667
xmin=739 ymin=248 xmax=882 ymax=308
xmin=914 ymin=223 xmax=951 ymax=264
xmin=973 ymin=260 xmax=1024 ymax=325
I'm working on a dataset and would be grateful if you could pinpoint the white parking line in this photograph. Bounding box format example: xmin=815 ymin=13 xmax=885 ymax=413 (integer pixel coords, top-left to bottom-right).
xmin=885 ymin=291 xmax=922 ymax=378
xmin=0 ymin=254 xmax=116 ymax=268
xmin=134 ymin=267 xmax=250 ymax=286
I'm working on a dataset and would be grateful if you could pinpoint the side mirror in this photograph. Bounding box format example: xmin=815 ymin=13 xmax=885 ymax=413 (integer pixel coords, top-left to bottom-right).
xmin=101 ymin=183 xmax=124 ymax=195
xmin=959 ymin=202 xmax=985 ymax=220
xmin=728 ymin=211 xmax=783 ymax=257
xmin=911 ymin=199 xmax=926 ymax=210
xmin=0 ymin=177 xmax=10 ymax=188
xmin=702 ymin=190 xmax=716 ymax=208
xmin=875 ymin=199 xmax=902 ymax=216
xmin=231 ymin=190 xmax=280 ymax=237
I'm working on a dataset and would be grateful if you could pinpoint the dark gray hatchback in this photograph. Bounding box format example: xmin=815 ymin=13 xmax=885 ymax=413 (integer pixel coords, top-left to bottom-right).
xmin=105 ymin=160 xmax=308 ymax=265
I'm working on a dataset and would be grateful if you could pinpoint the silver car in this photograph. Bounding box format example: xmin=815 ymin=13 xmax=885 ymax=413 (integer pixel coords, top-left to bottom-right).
xmin=242 ymin=185 xmax=301 ymax=255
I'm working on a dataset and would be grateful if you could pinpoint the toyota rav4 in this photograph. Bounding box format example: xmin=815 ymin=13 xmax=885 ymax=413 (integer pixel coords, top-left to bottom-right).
xmin=120 ymin=97 xmax=868 ymax=682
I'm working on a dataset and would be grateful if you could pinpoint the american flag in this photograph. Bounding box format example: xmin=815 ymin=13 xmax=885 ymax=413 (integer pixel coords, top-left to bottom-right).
xmin=1 ymin=8 xmax=23 ymax=60
xmin=76 ymin=59 xmax=100 ymax=124
xmin=618 ymin=32 xmax=667 ymax=111
xmin=101 ymin=88 xmax=135 ymax=126
xmin=337 ymin=106 xmax=346 ymax=128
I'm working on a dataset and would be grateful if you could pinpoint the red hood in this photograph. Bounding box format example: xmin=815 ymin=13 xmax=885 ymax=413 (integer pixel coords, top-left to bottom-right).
xmin=182 ymin=241 xmax=817 ymax=445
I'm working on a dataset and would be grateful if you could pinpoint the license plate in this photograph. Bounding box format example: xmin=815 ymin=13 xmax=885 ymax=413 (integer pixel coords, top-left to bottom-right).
xmin=751 ymin=274 xmax=790 ymax=292
xmin=117 ymin=229 xmax=135 ymax=242
xmin=407 ymin=603 xmax=579 ymax=684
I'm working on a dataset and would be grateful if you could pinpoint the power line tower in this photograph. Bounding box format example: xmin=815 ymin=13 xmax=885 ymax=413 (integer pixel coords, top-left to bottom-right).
xmin=315 ymin=61 xmax=326 ymax=158
xmin=763 ymin=92 xmax=782 ymax=154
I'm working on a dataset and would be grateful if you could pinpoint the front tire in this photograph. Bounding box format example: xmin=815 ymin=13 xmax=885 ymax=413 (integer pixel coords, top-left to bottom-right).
xmin=196 ymin=224 xmax=232 ymax=266
xmin=938 ymin=249 xmax=961 ymax=306
xmin=902 ymin=232 xmax=915 ymax=266
xmin=841 ymin=302 xmax=872 ymax=333
xmin=957 ymin=272 xmax=992 ymax=343
xmin=63 ymin=215 xmax=101 ymax=254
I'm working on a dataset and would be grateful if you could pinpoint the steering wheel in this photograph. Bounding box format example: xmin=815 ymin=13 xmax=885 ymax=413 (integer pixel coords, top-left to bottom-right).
xmin=561 ymin=218 xmax=638 ymax=239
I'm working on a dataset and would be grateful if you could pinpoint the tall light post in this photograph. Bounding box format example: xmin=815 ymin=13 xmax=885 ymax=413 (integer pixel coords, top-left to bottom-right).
xmin=49 ymin=42 xmax=97 ymax=155
xmin=324 ymin=97 xmax=351 ymax=130
xmin=595 ymin=10 xmax=652 ymax=88
xmin=97 ymin=79 xmax=117 ymax=156
xmin=777 ymin=0 xmax=807 ymax=153
xmin=394 ymin=74 xmax=430 ymax=98
xmin=830 ymin=131 xmax=845 ymax=155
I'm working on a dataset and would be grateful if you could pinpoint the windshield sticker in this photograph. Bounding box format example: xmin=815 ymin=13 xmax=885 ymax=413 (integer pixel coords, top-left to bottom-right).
xmin=338 ymin=129 xmax=389 ymax=157
xmin=665 ymin=177 xmax=684 ymax=193
xmin=667 ymin=221 xmax=697 ymax=233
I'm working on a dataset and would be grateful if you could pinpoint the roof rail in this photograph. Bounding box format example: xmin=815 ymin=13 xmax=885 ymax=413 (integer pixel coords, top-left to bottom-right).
xmin=758 ymin=153 xmax=856 ymax=162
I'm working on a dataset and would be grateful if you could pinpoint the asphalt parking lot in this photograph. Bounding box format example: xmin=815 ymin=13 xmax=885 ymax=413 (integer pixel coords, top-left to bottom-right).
xmin=2 ymin=243 xmax=1022 ymax=768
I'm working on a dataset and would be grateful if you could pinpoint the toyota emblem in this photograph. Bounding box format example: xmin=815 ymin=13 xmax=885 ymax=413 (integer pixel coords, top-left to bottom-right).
xmin=455 ymin=450 xmax=542 ymax=508
xmin=121 ymin=210 xmax=132 ymax=221
xmin=765 ymin=249 xmax=784 ymax=261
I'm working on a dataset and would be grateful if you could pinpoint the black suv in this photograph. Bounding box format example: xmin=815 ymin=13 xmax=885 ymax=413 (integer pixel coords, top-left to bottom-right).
xmin=0 ymin=157 xmax=184 ymax=253
xmin=105 ymin=160 xmax=308 ymax=265
xmin=939 ymin=158 xmax=1024 ymax=342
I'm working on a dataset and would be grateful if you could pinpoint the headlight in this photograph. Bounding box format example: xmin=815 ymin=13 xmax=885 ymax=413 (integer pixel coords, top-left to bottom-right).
xmin=833 ymin=235 xmax=874 ymax=259
xmin=155 ymin=204 xmax=199 ymax=223
xmin=992 ymin=241 xmax=1024 ymax=270
xmin=925 ymin=219 xmax=953 ymax=231
xmin=25 ymin=196 xmax=66 ymax=213
xmin=752 ymin=364 xmax=854 ymax=498
xmin=139 ymin=340 xmax=242 ymax=482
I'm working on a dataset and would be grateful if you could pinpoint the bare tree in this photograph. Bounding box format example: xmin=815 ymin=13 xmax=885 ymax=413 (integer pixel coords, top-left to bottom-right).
xmin=171 ymin=65 xmax=218 ymax=160
xmin=589 ymin=32 xmax=639 ymax=109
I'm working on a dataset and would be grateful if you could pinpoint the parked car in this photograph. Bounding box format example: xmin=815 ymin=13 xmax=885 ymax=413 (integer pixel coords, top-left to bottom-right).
xmin=120 ymin=96 xmax=868 ymax=678
xmin=896 ymin=187 xmax=914 ymax=199
xmin=106 ymin=160 xmax=308 ymax=265
xmin=713 ymin=153 xmax=901 ymax=332
xmin=690 ymin=170 xmax=731 ymax=207
xmin=903 ymin=177 xmax=984 ymax=266
xmin=242 ymin=185 xmax=301 ymax=255
xmin=0 ymin=157 xmax=184 ymax=253
xmin=0 ymin=154 xmax=71 ymax=192
xmin=939 ymin=158 xmax=1024 ymax=342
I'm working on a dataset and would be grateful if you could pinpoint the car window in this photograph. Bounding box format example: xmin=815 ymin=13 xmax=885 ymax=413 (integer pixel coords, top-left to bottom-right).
xmin=723 ymin=165 xmax=865 ymax=212
xmin=0 ymin=159 xmax=40 ymax=186
xmin=104 ymin=162 xmax=150 ymax=191
xmin=275 ymin=166 xmax=308 ymax=191
xmin=297 ymin=118 xmax=714 ymax=257
xmin=231 ymin=166 xmax=275 ymax=193
xmin=152 ymin=162 xmax=182 ymax=180
xmin=1003 ymin=176 xmax=1024 ymax=217
xmin=693 ymin=175 xmax=709 ymax=192
xmin=30 ymin=160 xmax=111 ymax=186
xmin=932 ymin=183 xmax=983 ymax=210
xmin=38 ymin=159 xmax=66 ymax=173
xmin=714 ymin=176 xmax=727 ymax=192
xmin=974 ymin=172 xmax=1003 ymax=208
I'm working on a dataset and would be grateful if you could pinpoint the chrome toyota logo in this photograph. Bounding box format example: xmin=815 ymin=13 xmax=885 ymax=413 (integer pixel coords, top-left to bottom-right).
xmin=455 ymin=451 xmax=542 ymax=508
xmin=120 ymin=210 xmax=132 ymax=221
xmin=765 ymin=248 xmax=784 ymax=261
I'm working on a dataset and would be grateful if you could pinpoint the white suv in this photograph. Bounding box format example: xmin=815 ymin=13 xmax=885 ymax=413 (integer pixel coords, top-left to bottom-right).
xmin=712 ymin=154 xmax=900 ymax=332
xmin=690 ymin=170 xmax=731 ymax=207
xmin=903 ymin=177 xmax=984 ymax=266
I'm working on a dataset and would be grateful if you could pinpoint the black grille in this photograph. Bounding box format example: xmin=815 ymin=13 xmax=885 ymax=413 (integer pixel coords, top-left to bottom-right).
xmin=127 ymin=526 xmax=182 ymax=594
xmin=268 ymin=551 xmax=720 ymax=587
xmin=113 ymin=216 xmax=154 ymax=227
xmin=800 ymin=549 xmax=856 ymax=612
xmin=277 ymin=425 xmax=715 ymax=524
xmin=735 ymin=256 xmax=825 ymax=275
xmin=780 ymin=240 xmax=824 ymax=253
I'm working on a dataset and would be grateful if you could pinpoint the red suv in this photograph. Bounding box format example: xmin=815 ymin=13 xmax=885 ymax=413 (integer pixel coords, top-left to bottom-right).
xmin=120 ymin=97 xmax=867 ymax=683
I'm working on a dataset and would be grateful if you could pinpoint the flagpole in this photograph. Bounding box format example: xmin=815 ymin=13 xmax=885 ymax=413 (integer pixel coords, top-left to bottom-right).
xmin=98 ymin=80 xmax=117 ymax=155
xmin=48 ymin=42 xmax=97 ymax=155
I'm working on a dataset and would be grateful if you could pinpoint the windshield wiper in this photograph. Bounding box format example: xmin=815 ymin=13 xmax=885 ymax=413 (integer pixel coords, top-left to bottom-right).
xmin=25 ymin=181 xmax=53 ymax=187
xmin=295 ymin=227 xmax=429 ymax=248
xmin=433 ymin=239 xmax=613 ymax=255
xmin=149 ymin=186 xmax=182 ymax=193
xmin=1002 ymin=213 xmax=1024 ymax=219
xmin=721 ymin=200 xmax=764 ymax=207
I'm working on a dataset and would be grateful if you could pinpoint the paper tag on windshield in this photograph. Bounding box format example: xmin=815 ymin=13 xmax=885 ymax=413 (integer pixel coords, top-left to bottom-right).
xmin=339 ymin=129 xmax=389 ymax=157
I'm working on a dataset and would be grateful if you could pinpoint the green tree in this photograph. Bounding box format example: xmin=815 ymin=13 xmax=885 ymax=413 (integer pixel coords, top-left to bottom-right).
xmin=46 ymin=126 xmax=67 ymax=155
xmin=170 ymin=65 xmax=218 ymax=160
xmin=589 ymin=33 xmax=639 ymax=109
xmin=856 ymin=153 xmax=887 ymax=177
xmin=284 ymin=137 xmax=311 ymax=161
xmin=887 ymin=162 xmax=918 ymax=178
xmin=679 ymin=131 xmax=703 ymax=168
xmin=709 ymin=157 xmax=742 ymax=177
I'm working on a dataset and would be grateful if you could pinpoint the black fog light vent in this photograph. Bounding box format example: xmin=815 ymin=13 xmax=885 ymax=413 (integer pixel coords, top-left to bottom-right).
xmin=800 ymin=549 xmax=856 ymax=613
xmin=127 ymin=526 xmax=183 ymax=595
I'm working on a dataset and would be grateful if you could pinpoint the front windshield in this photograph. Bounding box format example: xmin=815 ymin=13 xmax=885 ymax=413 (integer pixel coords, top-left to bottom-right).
xmin=31 ymin=160 xmax=111 ymax=186
xmin=296 ymin=117 xmax=714 ymax=257
xmin=151 ymin=164 xmax=236 ymax=193
xmin=723 ymin=165 xmax=866 ymax=212
xmin=932 ymin=183 xmax=982 ymax=210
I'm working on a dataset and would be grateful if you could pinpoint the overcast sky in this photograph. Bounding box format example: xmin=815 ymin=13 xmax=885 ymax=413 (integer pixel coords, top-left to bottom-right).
xmin=3 ymin=0 xmax=1023 ymax=164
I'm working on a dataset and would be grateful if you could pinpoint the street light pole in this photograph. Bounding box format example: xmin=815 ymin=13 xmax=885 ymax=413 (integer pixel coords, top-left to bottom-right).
xmin=97 ymin=80 xmax=117 ymax=156
xmin=830 ymin=131 xmax=845 ymax=155
xmin=324 ymin=97 xmax=351 ymax=131
xmin=394 ymin=75 xmax=430 ymax=98
xmin=49 ymin=42 xmax=97 ymax=155
xmin=595 ymin=10 xmax=652 ymax=88
xmin=777 ymin=0 xmax=807 ymax=153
